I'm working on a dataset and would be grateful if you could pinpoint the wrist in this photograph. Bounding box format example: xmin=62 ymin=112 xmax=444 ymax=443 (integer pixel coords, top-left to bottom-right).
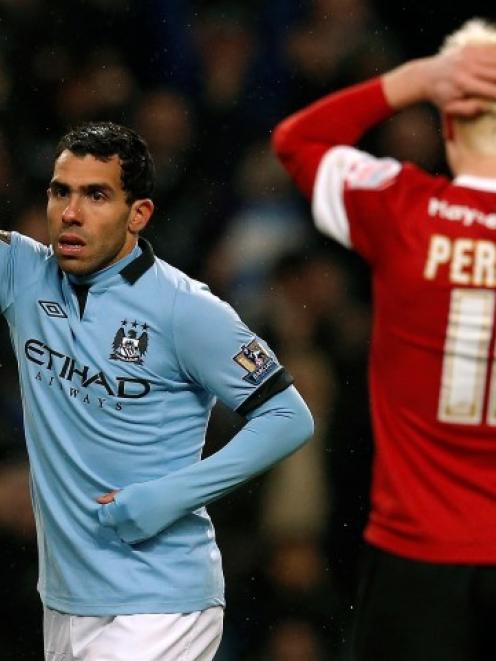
xmin=382 ymin=58 xmax=432 ymax=110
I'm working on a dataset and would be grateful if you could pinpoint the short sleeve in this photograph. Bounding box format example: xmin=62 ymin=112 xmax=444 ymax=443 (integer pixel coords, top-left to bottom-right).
xmin=172 ymin=283 xmax=292 ymax=414
xmin=312 ymin=146 xmax=402 ymax=262
xmin=0 ymin=232 xmax=51 ymax=314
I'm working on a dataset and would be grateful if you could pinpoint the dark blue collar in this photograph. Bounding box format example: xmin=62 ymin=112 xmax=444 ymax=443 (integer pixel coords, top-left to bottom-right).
xmin=66 ymin=238 xmax=155 ymax=287
xmin=120 ymin=238 xmax=155 ymax=285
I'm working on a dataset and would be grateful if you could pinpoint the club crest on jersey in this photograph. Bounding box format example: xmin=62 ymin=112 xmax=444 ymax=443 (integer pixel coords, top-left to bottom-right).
xmin=233 ymin=339 xmax=277 ymax=385
xmin=110 ymin=320 xmax=149 ymax=364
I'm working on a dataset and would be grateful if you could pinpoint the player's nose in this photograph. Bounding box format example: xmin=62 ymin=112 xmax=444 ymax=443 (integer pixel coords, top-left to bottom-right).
xmin=61 ymin=196 xmax=83 ymax=225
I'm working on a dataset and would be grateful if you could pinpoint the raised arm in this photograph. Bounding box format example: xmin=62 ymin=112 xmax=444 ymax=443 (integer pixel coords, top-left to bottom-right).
xmin=271 ymin=78 xmax=392 ymax=199
xmin=272 ymin=46 xmax=496 ymax=198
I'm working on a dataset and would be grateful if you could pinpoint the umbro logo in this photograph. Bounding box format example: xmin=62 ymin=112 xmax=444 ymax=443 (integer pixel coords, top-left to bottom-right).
xmin=38 ymin=300 xmax=67 ymax=319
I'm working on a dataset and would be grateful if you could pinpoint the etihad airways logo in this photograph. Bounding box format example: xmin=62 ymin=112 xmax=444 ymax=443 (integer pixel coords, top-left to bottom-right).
xmin=428 ymin=197 xmax=496 ymax=230
xmin=24 ymin=339 xmax=151 ymax=399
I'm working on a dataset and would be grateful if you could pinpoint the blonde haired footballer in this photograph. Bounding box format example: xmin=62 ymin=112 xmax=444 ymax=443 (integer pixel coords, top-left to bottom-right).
xmin=273 ymin=17 xmax=496 ymax=661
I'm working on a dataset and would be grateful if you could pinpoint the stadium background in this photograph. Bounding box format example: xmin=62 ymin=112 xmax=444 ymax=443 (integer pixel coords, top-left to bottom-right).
xmin=0 ymin=1 xmax=491 ymax=658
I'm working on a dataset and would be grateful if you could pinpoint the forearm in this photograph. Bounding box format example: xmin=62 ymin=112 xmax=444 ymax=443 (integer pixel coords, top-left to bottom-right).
xmin=382 ymin=58 xmax=434 ymax=110
xmin=383 ymin=48 xmax=496 ymax=116
xmin=156 ymin=387 xmax=313 ymax=509
xmin=99 ymin=386 xmax=314 ymax=543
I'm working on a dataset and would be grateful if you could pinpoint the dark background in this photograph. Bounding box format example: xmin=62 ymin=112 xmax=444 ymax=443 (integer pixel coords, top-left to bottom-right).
xmin=0 ymin=1 xmax=492 ymax=659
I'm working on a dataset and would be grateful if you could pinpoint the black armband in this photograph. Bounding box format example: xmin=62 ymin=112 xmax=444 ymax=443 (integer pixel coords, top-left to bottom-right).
xmin=236 ymin=368 xmax=294 ymax=417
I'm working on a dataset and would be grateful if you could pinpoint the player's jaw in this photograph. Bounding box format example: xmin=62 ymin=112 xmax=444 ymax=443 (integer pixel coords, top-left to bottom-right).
xmin=53 ymin=228 xmax=131 ymax=276
xmin=54 ymin=232 xmax=93 ymax=275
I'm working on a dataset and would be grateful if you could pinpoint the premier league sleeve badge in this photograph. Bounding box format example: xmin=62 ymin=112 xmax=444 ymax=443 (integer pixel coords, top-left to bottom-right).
xmin=233 ymin=339 xmax=278 ymax=385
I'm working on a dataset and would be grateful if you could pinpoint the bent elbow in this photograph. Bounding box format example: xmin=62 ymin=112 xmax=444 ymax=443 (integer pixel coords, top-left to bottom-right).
xmin=271 ymin=121 xmax=321 ymax=200
xmin=271 ymin=121 xmax=291 ymax=160
xmin=285 ymin=399 xmax=314 ymax=452
xmin=305 ymin=405 xmax=315 ymax=440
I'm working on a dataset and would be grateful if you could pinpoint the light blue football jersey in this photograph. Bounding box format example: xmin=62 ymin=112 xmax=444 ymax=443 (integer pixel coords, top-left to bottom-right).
xmin=0 ymin=232 xmax=301 ymax=615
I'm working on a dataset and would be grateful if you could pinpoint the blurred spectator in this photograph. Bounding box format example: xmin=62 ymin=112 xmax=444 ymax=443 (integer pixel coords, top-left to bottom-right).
xmin=0 ymin=463 xmax=35 ymax=538
xmin=285 ymin=0 xmax=402 ymax=108
xmin=204 ymin=140 xmax=309 ymax=322
xmin=377 ymin=104 xmax=445 ymax=172
xmin=196 ymin=8 xmax=255 ymax=114
xmin=260 ymin=248 xmax=372 ymax=658
xmin=0 ymin=132 xmax=18 ymax=228
xmin=259 ymin=349 xmax=333 ymax=541
xmin=16 ymin=201 xmax=49 ymax=244
xmin=134 ymin=87 xmax=211 ymax=272
xmin=194 ymin=6 xmax=279 ymax=201
xmin=261 ymin=618 xmax=326 ymax=661
xmin=218 ymin=535 xmax=336 ymax=660
xmin=55 ymin=50 xmax=137 ymax=125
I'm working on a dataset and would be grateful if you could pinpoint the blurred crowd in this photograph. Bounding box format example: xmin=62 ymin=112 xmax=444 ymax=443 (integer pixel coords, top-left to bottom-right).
xmin=0 ymin=0 xmax=454 ymax=658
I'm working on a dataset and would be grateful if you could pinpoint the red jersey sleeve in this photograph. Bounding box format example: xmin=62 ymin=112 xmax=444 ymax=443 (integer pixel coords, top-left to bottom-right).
xmin=272 ymin=77 xmax=394 ymax=199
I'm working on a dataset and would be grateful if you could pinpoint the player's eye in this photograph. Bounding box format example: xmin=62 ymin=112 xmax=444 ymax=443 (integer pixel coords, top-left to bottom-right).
xmin=89 ymin=189 xmax=106 ymax=201
xmin=50 ymin=184 xmax=69 ymax=198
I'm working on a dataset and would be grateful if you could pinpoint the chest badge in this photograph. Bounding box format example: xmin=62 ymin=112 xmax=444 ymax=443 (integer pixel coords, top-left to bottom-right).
xmin=110 ymin=320 xmax=149 ymax=364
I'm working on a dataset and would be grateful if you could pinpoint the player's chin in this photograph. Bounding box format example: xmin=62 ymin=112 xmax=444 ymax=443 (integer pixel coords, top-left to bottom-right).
xmin=55 ymin=252 xmax=92 ymax=276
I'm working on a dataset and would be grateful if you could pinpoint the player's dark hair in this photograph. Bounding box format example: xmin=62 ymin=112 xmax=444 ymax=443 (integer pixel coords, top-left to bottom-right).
xmin=55 ymin=121 xmax=155 ymax=204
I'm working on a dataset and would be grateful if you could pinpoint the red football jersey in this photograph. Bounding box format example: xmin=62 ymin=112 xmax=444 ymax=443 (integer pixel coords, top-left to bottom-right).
xmin=314 ymin=146 xmax=496 ymax=562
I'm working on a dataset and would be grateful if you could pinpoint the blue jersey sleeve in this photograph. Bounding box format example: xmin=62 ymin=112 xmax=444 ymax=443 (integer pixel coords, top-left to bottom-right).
xmin=97 ymin=280 xmax=314 ymax=545
xmin=98 ymin=385 xmax=314 ymax=544
xmin=0 ymin=232 xmax=51 ymax=314
xmin=171 ymin=282 xmax=289 ymax=412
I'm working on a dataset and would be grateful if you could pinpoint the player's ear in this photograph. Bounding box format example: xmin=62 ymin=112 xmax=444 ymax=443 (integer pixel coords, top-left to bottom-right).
xmin=441 ymin=113 xmax=454 ymax=142
xmin=128 ymin=199 xmax=154 ymax=234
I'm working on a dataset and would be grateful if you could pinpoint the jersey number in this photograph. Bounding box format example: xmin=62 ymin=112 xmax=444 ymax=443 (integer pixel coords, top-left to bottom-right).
xmin=438 ymin=288 xmax=496 ymax=425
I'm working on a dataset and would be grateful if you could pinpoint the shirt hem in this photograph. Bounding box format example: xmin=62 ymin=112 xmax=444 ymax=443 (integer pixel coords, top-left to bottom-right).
xmin=365 ymin=527 xmax=496 ymax=564
xmin=41 ymin=593 xmax=226 ymax=616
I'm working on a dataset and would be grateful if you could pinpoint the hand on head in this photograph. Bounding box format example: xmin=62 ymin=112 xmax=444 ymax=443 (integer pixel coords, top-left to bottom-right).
xmin=427 ymin=45 xmax=496 ymax=117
